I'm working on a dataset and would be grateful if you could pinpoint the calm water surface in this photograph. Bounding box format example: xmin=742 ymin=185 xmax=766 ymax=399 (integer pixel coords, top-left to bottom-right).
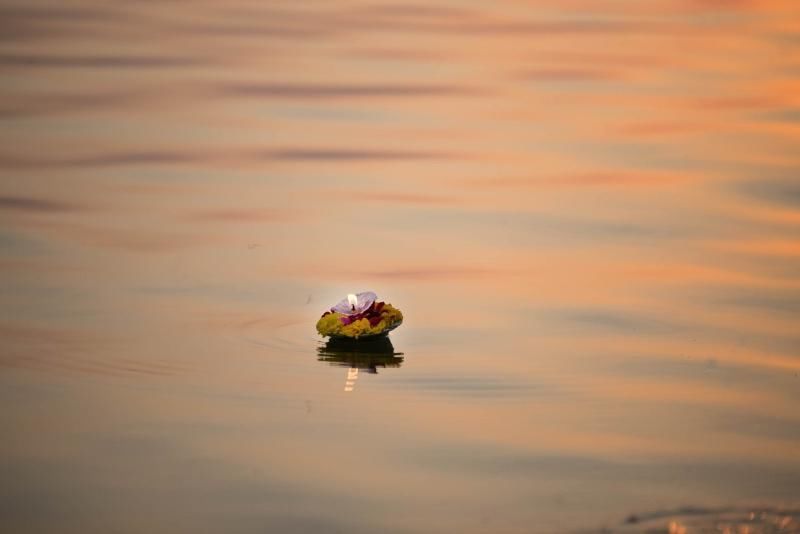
xmin=1 ymin=1 xmax=799 ymax=532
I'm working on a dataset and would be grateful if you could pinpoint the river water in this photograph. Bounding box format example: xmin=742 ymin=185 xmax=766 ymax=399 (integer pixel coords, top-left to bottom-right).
xmin=1 ymin=1 xmax=799 ymax=532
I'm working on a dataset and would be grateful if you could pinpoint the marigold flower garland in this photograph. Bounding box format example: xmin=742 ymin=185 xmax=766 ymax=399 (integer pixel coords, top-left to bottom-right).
xmin=316 ymin=291 xmax=403 ymax=339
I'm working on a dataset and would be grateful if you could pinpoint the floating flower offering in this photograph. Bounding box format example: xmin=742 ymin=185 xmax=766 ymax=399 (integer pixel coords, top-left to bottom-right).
xmin=316 ymin=291 xmax=403 ymax=339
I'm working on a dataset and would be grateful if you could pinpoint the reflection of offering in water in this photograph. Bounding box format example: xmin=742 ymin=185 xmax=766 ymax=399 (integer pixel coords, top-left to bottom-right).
xmin=344 ymin=368 xmax=358 ymax=393
xmin=317 ymin=337 xmax=404 ymax=392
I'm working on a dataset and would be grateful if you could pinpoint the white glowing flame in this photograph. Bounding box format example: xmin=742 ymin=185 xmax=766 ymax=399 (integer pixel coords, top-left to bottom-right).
xmin=347 ymin=293 xmax=358 ymax=311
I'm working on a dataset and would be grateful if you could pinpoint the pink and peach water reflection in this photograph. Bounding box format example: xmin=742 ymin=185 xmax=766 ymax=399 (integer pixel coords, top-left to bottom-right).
xmin=1 ymin=0 xmax=799 ymax=532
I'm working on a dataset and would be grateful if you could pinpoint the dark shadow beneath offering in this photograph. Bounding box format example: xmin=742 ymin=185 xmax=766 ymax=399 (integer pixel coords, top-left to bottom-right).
xmin=317 ymin=336 xmax=404 ymax=374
